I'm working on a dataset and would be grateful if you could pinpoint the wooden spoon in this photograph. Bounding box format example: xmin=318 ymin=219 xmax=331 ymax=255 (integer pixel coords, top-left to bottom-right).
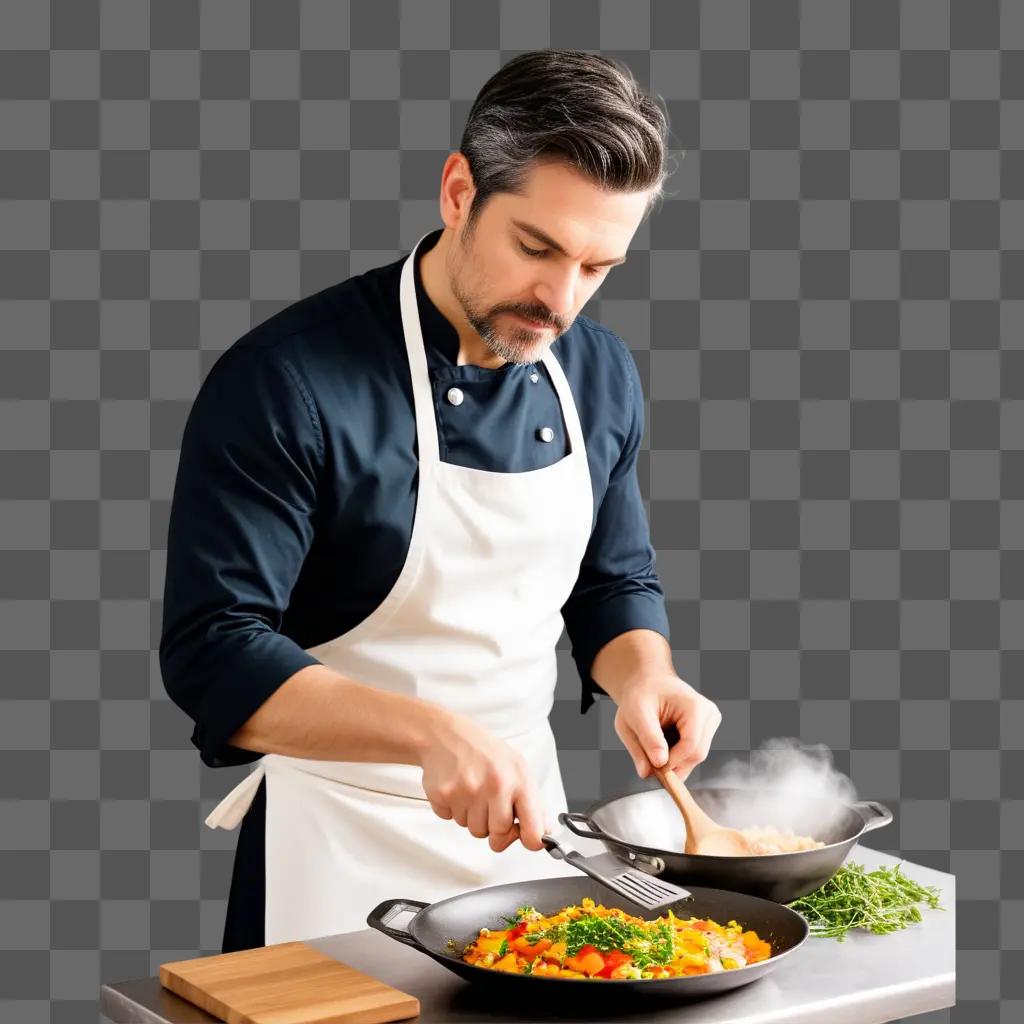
xmin=653 ymin=765 xmax=759 ymax=857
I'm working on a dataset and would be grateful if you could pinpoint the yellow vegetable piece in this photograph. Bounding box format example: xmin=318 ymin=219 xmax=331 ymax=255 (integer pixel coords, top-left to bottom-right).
xmin=492 ymin=951 xmax=519 ymax=973
xmin=512 ymin=936 xmax=550 ymax=960
xmin=475 ymin=935 xmax=506 ymax=955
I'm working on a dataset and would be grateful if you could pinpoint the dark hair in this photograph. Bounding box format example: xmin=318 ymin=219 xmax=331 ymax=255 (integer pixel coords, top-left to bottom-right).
xmin=459 ymin=49 xmax=674 ymax=231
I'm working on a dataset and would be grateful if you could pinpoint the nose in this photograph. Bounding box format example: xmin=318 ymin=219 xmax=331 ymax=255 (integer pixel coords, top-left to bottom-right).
xmin=534 ymin=268 xmax=579 ymax=322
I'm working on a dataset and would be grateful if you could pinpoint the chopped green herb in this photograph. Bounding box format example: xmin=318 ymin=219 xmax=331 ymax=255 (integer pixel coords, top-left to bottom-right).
xmin=497 ymin=938 xmax=509 ymax=957
xmin=787 ymin=862 xmax=943 ymax=942
xmin=529 ymin=913 xmax=676 ymax=968
xmin=501 ymin=905 xmax=537 ymax=927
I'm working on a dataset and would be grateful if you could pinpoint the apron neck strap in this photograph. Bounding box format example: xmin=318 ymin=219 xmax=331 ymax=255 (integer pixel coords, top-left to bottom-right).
xmin=400 ymin=233 xmax=442 ymax=467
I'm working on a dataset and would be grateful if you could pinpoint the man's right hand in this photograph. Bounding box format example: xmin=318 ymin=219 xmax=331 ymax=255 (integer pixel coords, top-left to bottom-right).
xmin=419 ymin=710 xmax=550 ymax=853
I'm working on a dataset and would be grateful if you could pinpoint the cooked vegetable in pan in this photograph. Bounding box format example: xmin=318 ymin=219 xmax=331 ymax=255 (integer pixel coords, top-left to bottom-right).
xmin=461 ymin=897 xmax=772 ymax=979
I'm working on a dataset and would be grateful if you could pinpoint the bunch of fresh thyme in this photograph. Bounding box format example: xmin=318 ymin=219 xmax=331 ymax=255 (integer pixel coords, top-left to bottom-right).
xmin=787 ymin=862 xmax=943 ymax=942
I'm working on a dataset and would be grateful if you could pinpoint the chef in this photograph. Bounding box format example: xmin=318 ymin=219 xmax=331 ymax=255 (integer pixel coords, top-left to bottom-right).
xmin=160 ymin=49 xmax=721 ymax=953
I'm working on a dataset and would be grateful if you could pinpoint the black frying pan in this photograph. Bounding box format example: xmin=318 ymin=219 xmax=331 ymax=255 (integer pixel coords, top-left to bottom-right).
xmin=561 ymin=787 xmax=893 ymax=905
xmin=367 ymin=873 xmax=808 ymax=1003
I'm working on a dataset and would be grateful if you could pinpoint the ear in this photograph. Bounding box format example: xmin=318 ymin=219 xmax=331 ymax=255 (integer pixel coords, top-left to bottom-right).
xmin=439 ymin=152 xmax=476 ymax=229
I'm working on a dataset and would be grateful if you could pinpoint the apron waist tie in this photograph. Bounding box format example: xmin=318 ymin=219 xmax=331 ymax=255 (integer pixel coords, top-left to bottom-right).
xmin=206 ymin=715 xmax=560 ymax=829
xmin=204 ymin=759 xmax=267 ymax=830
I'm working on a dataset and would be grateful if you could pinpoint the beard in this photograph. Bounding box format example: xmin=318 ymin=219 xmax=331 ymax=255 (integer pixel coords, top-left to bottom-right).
xmin=446 ymin=224 xmax=566 ymax=365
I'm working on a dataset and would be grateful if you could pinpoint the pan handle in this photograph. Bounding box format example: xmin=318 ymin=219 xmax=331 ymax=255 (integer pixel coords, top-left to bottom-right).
xmin=366 ymin=898 xmax=429 ymax=948
xmin=558 ymin=810 xmax=609 ymax=841
xmin=852 ymin=800 xmax=893 ymax=833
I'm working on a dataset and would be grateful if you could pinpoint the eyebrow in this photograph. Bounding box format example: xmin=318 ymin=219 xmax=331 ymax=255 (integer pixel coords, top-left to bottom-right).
xmin=511 ymin=219 xmax=627 ymax=267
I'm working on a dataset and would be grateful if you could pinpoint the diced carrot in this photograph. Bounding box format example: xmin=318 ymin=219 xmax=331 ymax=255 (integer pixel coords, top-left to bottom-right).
xmin=575 ymin=951 xmax=606 ymax=976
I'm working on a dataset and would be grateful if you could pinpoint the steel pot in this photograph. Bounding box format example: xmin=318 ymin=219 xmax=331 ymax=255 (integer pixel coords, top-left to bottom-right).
xmin=561 ymin=787 xmax=893 ymax=905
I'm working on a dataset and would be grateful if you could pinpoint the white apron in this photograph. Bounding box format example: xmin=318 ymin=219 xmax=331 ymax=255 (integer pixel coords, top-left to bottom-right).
xmin=205 ymin=231 xmax=595 ymax=943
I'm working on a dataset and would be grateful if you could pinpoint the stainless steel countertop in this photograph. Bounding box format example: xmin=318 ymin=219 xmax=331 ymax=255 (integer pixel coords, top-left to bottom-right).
xmin=100 ymin=845 xmax=955 ymax=1024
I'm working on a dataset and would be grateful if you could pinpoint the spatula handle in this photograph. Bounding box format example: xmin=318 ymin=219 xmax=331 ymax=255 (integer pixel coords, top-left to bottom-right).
xmin=541 ymin=834 xmax=601 ymax=881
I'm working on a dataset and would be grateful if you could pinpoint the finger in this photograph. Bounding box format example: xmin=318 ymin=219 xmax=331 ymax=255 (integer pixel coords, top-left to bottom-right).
xmin=429 ymin=799 xmax=453 ymax=821
xmin=694 ymin=706 xmax=721 ymax=764
xmin=672 ymin=713 xmax=720 ymax=783
xmin=669 ymin=703 xmax=720 ymax=772
xmin=631 ymin=708 xmax=670 ymax=772
xmin=489 ymin=823 xmax=521 ymax=853
xmin=452 ymin=803 xmax=469 ymax=829
xmin=617 ymin=717 xmax=653 ymax=778
xmin=666 ymin=736 xmax=693 ymax=772
xmin=513 ymin=784 xmax=545 ymax=852
xmin=488 ymin=790 xmax=515 ymax=843
xmin=666 ymin=715 xmax=702 ymax=771
xmin=467 ymin=801 xmax=490 ymax=839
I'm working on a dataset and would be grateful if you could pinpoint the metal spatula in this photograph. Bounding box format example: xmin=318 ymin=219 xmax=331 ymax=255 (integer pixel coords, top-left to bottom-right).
xmin=541 ymin=833 xmax=691 ymax=913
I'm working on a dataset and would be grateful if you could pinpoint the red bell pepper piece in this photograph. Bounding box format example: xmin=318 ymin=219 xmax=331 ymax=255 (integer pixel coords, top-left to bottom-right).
xmin=596 ymin=950 xmax=632 ymax=978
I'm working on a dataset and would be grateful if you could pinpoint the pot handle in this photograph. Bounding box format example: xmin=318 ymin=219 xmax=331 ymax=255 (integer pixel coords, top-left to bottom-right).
xmin=366 ymin=898 xmax=429 ymax=948
xmin=559 ymin=810 xmax=609 ymax=841
xmin=852 ymin=800 xmax=893 ymax=833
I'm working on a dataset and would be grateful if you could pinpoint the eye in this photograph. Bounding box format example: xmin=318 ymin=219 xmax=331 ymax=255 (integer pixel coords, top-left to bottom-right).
xmin=518 ymin=241 xmax=606 ymax=278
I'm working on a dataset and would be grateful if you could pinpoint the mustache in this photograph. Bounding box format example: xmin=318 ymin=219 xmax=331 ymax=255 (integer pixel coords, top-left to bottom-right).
xmin=500 ymin=308 xmax=561 ymax=329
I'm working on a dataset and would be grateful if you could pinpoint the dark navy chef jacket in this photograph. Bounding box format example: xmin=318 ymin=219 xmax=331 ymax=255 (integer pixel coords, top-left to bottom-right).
xmin=159 ymin=227 xmax=670 ymax=951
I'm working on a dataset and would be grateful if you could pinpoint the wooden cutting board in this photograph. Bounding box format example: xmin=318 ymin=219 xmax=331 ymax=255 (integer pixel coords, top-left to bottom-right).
xmin=160 ymin=941 xmax=420 ymax=1024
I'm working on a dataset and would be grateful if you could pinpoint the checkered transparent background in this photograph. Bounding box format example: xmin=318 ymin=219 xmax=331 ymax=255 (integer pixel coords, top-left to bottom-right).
xmin=0 ymin=1 xmax=1019 ymax=1021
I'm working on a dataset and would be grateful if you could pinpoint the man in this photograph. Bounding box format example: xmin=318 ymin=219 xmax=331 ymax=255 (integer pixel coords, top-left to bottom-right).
xmin=160 ymin=49 xmax=721 ymax=952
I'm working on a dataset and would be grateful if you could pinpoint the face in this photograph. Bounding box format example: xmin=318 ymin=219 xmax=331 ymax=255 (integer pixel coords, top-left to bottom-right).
xmin=442 ymin=157 xmax=652 ymax=365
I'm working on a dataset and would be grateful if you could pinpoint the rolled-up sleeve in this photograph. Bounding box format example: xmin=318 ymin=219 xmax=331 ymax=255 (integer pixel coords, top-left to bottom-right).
xmin=159 ymin=344 xmax=324 ymax=767
xmin=562 ymin=343 xmax=670 ymax=714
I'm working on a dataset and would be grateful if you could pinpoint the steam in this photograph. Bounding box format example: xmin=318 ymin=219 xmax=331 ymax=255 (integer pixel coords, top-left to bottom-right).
xmin=697 ymin=738 xmax=859 ymax=842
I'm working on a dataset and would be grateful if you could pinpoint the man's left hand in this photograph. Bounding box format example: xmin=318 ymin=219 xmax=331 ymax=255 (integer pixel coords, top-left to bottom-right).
xmin=612 ymin=673 xmax=721 ymax=782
